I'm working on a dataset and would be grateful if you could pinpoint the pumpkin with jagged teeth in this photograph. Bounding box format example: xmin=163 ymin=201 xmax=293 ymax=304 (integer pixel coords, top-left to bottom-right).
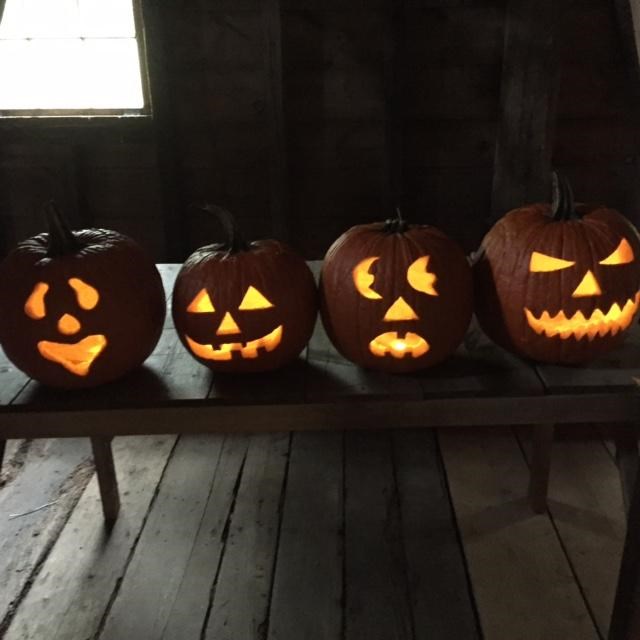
xmin=474 ymin=173 xmax=640 ymax=364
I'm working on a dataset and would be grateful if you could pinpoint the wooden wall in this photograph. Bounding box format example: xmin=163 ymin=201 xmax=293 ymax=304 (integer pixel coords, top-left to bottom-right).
xmin=0 ymin=0 xmax=639 ymax=261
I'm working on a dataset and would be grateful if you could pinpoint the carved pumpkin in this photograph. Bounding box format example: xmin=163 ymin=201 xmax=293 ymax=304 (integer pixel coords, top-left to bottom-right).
xmin=320 ymin=212 xmax=472 ymax=373
xmin=172 ymin=206 xmax=317 ymax=373
xmin=0 ymin=203 xmax=166 ymax=388
xmin=474 ymin=173 xmax=640 ymax=364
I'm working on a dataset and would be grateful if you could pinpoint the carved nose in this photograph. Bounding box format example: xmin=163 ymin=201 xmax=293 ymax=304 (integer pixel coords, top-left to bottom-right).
xmin=216 ymin=312 xmax=241 ymax=335
xmin=572 ymin=270 xmax=602 ymax=298
xmin=58 ymin=313 xmax=81 ymax=335
xmin=383 ymin=296 xmax=418 ymax=322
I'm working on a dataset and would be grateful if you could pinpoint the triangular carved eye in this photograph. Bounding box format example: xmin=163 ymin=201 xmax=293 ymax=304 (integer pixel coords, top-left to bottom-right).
xmin=188 ymin=289 xmax=215 ymax=313
xmin=600 ymin=238 xmax=634 ymax=265
xmin=239 ymin=286 xmax=274 ymax=310
xmin=529 ymin=252 xmax=575 ymax=272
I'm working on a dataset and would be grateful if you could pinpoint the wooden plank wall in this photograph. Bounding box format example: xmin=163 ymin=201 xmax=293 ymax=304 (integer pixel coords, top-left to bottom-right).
xmin=0 ymin=0 xmax=639 ymax=260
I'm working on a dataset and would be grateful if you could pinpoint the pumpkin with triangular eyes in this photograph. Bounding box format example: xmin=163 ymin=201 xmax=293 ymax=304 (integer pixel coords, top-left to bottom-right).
xmin=474 ymin=173 xmax=640 ymax=364
xmin=0 ymin=204 xmax=165 ymax=388
xmin=320 ymin=213 xmax=473 ymax=373
xmin=172 ymin=207 xmax=317 ymax=373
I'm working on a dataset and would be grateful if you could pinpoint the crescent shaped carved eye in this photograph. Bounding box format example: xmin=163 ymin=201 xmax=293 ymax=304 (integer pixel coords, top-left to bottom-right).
xmin=353 ymin=257 xmax=383 ymax=299
xmin=599 ymin=238 xmax=634 ymax=265
xmin=407 ymin=256 xmax=438 ymax=296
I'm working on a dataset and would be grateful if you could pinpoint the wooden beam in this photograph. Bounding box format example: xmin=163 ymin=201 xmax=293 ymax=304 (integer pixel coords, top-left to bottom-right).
xmin=615 ymin=425 xmax=640 ymax=515
xmin=90 ymin=437 xmax=120 ymax=524
xmin=491 ymin=0 xmax=559 ymax=221
xmin=261 ymin=0 xmax=289 ymax=241
xmin=614 ymin=0 xmax=640 ymax=95
xmin=528 ymin=423 xmax=555 ymax=513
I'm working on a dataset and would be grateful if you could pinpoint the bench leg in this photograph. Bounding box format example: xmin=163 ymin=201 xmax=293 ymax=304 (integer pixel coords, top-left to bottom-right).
xmin=609 ymin=454 xmax=640 ymax=639
xmin=0 ymin=439 xmax=5 ymax=471
xmin=91 ymin=437 xmax=120 ymax=524
xmin=528 ymin=423 xmax=555 ymax=513
xmin=615 ymin=426 xmax=639 ymax=515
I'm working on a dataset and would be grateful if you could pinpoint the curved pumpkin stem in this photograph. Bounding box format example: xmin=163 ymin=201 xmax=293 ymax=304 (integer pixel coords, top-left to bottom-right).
xmin=200 ymin=204 xmax=250 ymax=253
xmin=45 ymin=201 xmax=81 ymax=257
xmin=551 ymin=172 xmax=580 ymax=221
xmin=384 ymin=207 xmax=409 ymax=233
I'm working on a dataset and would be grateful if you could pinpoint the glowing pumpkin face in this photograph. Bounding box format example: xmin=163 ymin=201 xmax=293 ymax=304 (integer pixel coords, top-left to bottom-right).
xmin=0 ymin=204 xmax=166 ymax=388
xmin=320 ymin=216 xmax=472 ymax=373
xmin=172 ymin=207 xmax=317 ymax=373
xmin=474 ymin=174 xmax=640 ymax=364
xmin=24 ymin=277 xmax=107 ymax=376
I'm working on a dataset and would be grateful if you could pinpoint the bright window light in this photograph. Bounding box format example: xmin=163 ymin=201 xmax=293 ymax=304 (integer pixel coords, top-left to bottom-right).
xmin=0 ymin=0 xmax=146 ymax=112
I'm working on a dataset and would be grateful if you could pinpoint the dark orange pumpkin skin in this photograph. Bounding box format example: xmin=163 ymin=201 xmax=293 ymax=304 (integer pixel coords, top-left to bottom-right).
xmin=474 ymin=196 xmax=640 ymax=364
xmin=320 ymin=219 xmax=472 ymax=373
xmin=172 ymin=214 xmax=317 ymax=373
xmin=0 ymin=212 xmax=166 ymax=389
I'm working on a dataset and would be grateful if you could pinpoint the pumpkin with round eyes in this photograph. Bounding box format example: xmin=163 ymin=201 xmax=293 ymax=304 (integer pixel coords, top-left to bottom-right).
xmin=320 ymin=212 xmax=472 ymax=373
xmin=172 ymin=206 xmax=317 ymax=373
xmin=474 ymin=173 xmax=640 ymax=364
xmin=0 ymin=203 xmax=165 ymax=388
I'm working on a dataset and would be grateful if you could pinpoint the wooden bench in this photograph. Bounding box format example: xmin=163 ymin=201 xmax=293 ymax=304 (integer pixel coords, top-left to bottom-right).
xmin=1 ymin=263 xmax=640 ymax=639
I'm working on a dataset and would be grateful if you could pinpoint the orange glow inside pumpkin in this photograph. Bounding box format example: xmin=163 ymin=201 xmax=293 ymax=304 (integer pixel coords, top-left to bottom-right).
xmin=38 ymin=334 xmax=108 ymax=376
xmin=24 ymin=282 xmax=49 ymax=319
xmin=353 ymin=257 xmax=383 ymax=300
xmin=369 ymin=331 xmax=430 ymax=359
xmin=216 ymin=311 xmax=241 ymax=335
xmin=600 ymin=238 xmax=634 ymax=265
xmin=187 ymin=289 xmax=215 ymax=313
xmin=525 ymin=292 xmax=640 ymax=341
xmin=68 ymin=278 xmax=99 ymax=310
xmin=571 ymin=270 xmax=602 ymax=298
xmin=24 ymin=279 xmax=107 ymax=376
xmin=238 ymin=286 xmax=274 ymax=310
xmin=406 ymin=256 xmax=438 ymax=296
xmin=383 ymin=296 xmax=418 ymax=321
xmin=186 ymin=325 xmax=283 ymax=361
xmin=529 ymin=252 xmax=575 ymax=272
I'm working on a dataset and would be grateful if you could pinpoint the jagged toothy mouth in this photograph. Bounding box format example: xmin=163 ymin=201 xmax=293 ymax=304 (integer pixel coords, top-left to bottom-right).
xmin=524 ymin=292 xmax=640 ymax=341
xmin=38 ymin=334 xmax=108 ymax=376
xmin=185 ymin=325 xmax=283 ymax=361
xmin=369 ymin=331 xmax=430 ymax=359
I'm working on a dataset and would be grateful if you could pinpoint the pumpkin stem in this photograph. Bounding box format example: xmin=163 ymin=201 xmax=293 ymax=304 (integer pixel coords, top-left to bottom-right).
xmin=201 ymin=204 xmax=250 ymax=253
xmin=384 ymin=207 xmax=409 ymax=233
xmin=45 ymin=201 xmax=81 ymax=257
xmin=551 ymin=172 xmax=580 ymax=221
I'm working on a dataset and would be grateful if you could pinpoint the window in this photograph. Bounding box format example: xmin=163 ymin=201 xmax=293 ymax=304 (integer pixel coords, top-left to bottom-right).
xmin=0 ymin=0 xmax=148 ymax=116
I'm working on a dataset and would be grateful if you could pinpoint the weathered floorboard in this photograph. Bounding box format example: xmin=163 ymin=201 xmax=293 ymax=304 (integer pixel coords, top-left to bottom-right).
xmin=267 ymin=431 xmax=344 ymax=640
xmin=440 ymin=428 xmax=600 ymax=640
xmin=344 ymin=430 xmax=413 ymax=640
xmin=3 ymin=435 xmax=176 ymax=640
xmin=98 ymin=435 xmax=230 ymax=640
xmin=393 ymin=429 xmax=480 ymax=639
xmin=204 ymin=433 xmax=290 ymax=640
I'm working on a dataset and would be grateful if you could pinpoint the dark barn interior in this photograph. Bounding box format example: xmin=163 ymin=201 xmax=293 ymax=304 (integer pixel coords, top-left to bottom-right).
xmin=1 ymin=0 xmax=639 ymax=261
xmin=2 ymin=1 xmax=640 ymax=640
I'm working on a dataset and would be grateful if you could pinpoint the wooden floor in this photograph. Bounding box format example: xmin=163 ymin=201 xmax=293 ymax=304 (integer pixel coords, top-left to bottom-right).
xmin=0 ymin=424 xmax=627 ymax=640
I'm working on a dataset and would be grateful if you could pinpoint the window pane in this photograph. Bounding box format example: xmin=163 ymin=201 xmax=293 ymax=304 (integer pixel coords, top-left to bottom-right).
xmin=79 ymin=0 xmax=135 ymax=38
xmin=0 ymin=0 xmax=81 ymax=39
xmin=0 ymin=38 xmax=144 ymax=109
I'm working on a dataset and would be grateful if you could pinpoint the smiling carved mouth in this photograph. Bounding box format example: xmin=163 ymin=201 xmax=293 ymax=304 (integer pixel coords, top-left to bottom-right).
xmin=369 ymin=331 xmax=430 ymax=359
xmin=38 ymin=334 xmax=108 ymax=376
xmin=524 ymin=292 xmax=640 ymax=341
xmin=186 ymin=325 xmax=283 ymax=361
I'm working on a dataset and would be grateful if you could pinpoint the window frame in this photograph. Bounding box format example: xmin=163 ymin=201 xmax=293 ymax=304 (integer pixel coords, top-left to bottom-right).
xmin=0 ymin=0 xmax=153 ymax=121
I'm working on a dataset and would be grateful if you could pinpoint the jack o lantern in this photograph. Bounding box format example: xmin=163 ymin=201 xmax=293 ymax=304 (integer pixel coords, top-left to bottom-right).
xmin=320 ymin=212 xmax=472 ymax=373
xmin=474 ymin=173 xmax=640 ymax=364
xmin=172 ymin=206 xmax=317 ymax=373
xmin=0 ymin=203 xmax=166 ymax=388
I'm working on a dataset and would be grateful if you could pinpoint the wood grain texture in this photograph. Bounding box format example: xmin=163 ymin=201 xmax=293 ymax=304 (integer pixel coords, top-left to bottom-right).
xmin=204 ymin=433 xmax=290 ymax=640
xmin=518 ymin=426 xmax=626 ymax=638
xmin=491 ymin=0 xmax=559 ymax=220
xmin=91 ymin=437 xmax=120 ymax=523
xmin=440 ymin=428 xmax=600 ymax=640
xmin=3 ymin=435 xmax=176 ymax=640
xmin=344 ymin=430 xmax=413 ymax=640
xmin=267 ymin=431 xmax=343 ymax=640
xmin=393 ymin=429 xmax=480 ymax=639
xmin=98 ymin=435 xmax=229 ymax=640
